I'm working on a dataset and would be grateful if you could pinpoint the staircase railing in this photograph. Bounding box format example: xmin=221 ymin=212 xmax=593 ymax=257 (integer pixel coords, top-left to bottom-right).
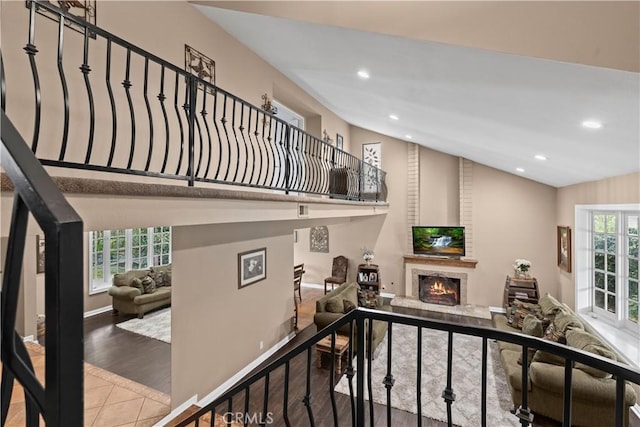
xmin=0 ymin=110 xmax=84 ymax=426
xmin=1 ymin=0 xmax=387 ymax=201
xmin=175 ymin=308 xmax=640 ymax=427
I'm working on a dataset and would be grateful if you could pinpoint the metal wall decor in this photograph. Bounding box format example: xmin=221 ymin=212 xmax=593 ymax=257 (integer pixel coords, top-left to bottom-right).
xmin=310 ymin=226 xmax=329 ymax=253
xmin=185 ymin=44 xmax=216 ymax=92
xmin=27 ymin=0 xmax=97 ymax=37
xmin=261 ymin=93 xmax=277 ymax=115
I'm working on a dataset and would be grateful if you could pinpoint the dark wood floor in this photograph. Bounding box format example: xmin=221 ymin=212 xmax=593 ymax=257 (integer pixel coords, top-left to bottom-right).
xmin=82 ymin=292 xmax=563 ymax=426
xmin=84 ymin=309 xmax=171 ymax=394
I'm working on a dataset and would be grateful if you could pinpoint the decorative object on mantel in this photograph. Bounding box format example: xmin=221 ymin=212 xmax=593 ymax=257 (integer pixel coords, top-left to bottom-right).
xmin=260 ymin=93 xmax=278 ymax=115
xmin=322 ymin=129 xmax=333 ymax=145
xmin=309 ymin=226 xmax=329 ymax=253
xmin=362 ymin=248 xmax=374 ymax=266
xmin=185 ymin=44 xmax=215 ymax=93
xmin=557 ymin=226 xmax=572 ymax=272
xmin=513 ymin=258 xmax=532 ymax=279
xmin=28 ymin=0 xmax=97 ymax=37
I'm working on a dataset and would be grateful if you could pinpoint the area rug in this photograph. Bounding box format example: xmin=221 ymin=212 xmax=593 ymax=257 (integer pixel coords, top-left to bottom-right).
xmin=115 ymin=308 xmax=171 ymax=344
xmin=334 ymin=324 xmax=517 ymax=426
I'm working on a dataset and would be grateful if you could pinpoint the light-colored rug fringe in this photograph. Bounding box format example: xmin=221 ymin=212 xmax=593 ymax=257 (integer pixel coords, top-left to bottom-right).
xmin=115 ymin=308 xmax=171 ymax=343
xmin=391 ymin=297 xmax=492 ymax=320
xmin=334 ymin=324 xmax=517 ymax=427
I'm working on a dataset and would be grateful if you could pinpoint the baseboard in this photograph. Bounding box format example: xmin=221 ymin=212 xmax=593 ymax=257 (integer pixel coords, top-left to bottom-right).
xmin=301 ymin=282 xmax=323 ymax=290
xmin=489 ymin=306 xmax=506 ymax=314
xmin=22 ymin=335 xmax=36 ymax=343
xmin=197 ymin=332 xmax=296 ymax=408
xmin=153 ymin=394 xmax=198 ymax=427
xmin=84 ymin=305 xmax=113 ymax=318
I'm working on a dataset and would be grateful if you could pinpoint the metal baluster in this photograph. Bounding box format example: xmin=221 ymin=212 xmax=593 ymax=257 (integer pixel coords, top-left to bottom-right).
xmin=246 ymin=108 xmax=257 ymax=184
xmin=481 ymin=337 xmax=488 ymax=427
xmin=158 ymin=66 xmax=169 ymax=173
xmin=192 ymin=93 xmax=203 ymax=177
xmin=615 ymin=376 xmax=625 ymax=427
xmin=261 ymin=373 xmax=270 ymax=427
xmin=384 ymin=322 xmax=395 ymax=426
xmin=356 ymin=315 xmax=366 ymax=426
xmin=105 ymin=40 xmax=118 ymax=167
xmin=26 ymin=1 xmax=43 ymax=149
xmin=243 ymin=387 xmax=250 ymax=425
xmin=367 ymin=320 xmax=374 ymax=427
xmin=274 ymin=121 xmax=286 ymax=188
xmin=257 ymin=114 xmax=269 ymax=186
xmin=0 ymin=50 xmax=6 ymax=111
xmin=442 ymin=331 xmax=456 ymax=427
xmin=562 ymin=358 xmax=573 ymax=426
xmin=142 ymin=57 xmax=154 ymax=171
xmin=221 ymin=94 xmax=232 ymax=181
xmin=231 ymin=99 xmax=241 ymax=182
xmin=516 ymin=345 xmax=533 ymax=426
xmin=239 ymin=104 xmax=249 ymax=183
xmin=56 ymin=16 xmax=70 ymax=161
xmin=173 ymin=72 xmax=185 ymax=175
xmin=211 ymin=89 xmax=223 ymax=180
xmin=263 ymin=115 xmax=274 ymax=188
xmin=283 ymin=122 xmax=291 ymax=194
xmin=226 ymin=397 xmax=233 ymax=427
xmin=123 ymin=48 xmax=136 ymax=168
xmin=303 ymin=347 xmax=316 ymax=426
xmin=283 ymin=361 xmax=291 ymax=427
xmin=416 ymin=326 xmax=422 ymax=427
xmin=329 ymin=332 xmax=339 ymax=427
xmin=306 ymin=136 xmax=316 ymax=193
xmin=81 ymin=27 xmax=95 ymax=164
xmin=187 ymin=77 xmax=196 ymax=186
xmin=201 ymin=90 xmax=212 ymax=178
xmin=346 ymin=320 xmax=357 ymax=427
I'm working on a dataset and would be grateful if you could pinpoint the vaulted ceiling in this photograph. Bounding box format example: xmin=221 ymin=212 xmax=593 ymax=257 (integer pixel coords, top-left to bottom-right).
xmin=193 ymin=1 xmax=640 ymax=188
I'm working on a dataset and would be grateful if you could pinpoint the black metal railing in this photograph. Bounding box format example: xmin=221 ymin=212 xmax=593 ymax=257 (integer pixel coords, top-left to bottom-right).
xmin=1 ymin=111 xmax=84 ymax=426
xmin=1 ymin=1 xmax=387 ymax=201
xmin=176 ymin=308 xmax=640 ymax=427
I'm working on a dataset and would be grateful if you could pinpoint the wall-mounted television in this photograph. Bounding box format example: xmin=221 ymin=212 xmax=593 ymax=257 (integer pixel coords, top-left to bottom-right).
xmin=412 ymin=226 xmax=465 ymax=257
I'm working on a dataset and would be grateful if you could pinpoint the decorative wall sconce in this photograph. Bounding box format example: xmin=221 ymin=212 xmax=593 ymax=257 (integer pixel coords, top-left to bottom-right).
xmin=322 ymin=129 xmax=333 ymax=145
xmin=185 ymin=44 xmax=216 ymax=93
xmin=27 ymin=0 xmax=97 ymax=37
xmin=261 ymin=93 xmax=278 ymax=115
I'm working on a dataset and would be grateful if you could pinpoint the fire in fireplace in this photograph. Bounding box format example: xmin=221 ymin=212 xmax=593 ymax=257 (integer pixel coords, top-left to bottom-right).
xmin=419 ymin=274 xmax=461 ymax=306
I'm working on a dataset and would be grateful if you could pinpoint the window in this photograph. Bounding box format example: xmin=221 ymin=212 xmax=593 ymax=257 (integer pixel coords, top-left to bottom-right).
xmin=590 ymin=211 xmax=639 ymax=331
xmin=89 ymin=226 xmax=171 ymax=294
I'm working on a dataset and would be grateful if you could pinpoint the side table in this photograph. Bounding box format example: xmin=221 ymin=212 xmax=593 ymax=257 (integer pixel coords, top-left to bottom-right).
xmin=316 ymin=334 xmax=350 ymax=374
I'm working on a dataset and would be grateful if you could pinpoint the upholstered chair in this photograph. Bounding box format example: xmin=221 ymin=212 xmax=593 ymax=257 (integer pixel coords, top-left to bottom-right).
xmin=324 ymin=255 xmax=348 ymax=294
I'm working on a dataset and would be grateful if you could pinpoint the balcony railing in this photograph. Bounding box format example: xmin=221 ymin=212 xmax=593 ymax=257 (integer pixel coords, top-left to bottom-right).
xmin=1 ymin=110 xmax=84 ymax=426
xmin=176 ymin=308 xmax=640 ymax=427
xmin=1 ymin=0 xmax=387 ymax=202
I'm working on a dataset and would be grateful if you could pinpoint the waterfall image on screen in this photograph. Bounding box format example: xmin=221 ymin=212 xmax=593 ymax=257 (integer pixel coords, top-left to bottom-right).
xmin=412 ymin=226 xmax=465 ymax=257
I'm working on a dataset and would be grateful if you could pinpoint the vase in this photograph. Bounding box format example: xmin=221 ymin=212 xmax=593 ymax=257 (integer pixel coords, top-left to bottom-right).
xmin=515 ymin=270 xmax=529 ymax=279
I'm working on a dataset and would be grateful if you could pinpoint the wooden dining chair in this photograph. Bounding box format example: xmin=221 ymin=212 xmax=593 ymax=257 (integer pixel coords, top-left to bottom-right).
xmin=294 ymin=263 xmax=305 ymax=302
xmin=324 ymin=256 xmax=348 ymax=294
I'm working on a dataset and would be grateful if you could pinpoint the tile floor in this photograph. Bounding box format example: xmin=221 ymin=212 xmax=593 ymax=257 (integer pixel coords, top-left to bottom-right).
xmin=3 ymin=342 xmax=171 ymax=427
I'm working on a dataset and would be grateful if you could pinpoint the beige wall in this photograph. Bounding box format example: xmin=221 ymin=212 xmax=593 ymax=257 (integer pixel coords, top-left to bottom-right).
xmin=418 ymin=146 xmax=460 ymax=226
xmin=171 ymin=221 xmax=294 ymax=406
xmin=556 ymin=172 xmax=640 ymax=309
xmin=471 ymin=164 xmax=558 ymax=306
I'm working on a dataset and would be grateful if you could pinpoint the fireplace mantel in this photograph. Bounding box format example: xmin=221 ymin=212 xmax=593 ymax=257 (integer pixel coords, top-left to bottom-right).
xmin=403 ymin=255 xmax=478 ymax=269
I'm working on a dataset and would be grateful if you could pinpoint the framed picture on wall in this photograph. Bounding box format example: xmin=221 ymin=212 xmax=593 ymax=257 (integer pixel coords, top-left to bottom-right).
xmin=36 ymin=235 xmax=45 ymax=274
xmin=557 ymin=226 xmax=571 ymax=272
xmin=336 ymin=133 xmax=344 ymax=150
xmin=238 ymin=248 xmax=267 ymax=288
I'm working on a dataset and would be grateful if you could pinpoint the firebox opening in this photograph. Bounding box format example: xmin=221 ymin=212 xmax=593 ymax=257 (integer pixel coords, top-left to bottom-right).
xmin=419 ymin=274 xmax=461 ymax=306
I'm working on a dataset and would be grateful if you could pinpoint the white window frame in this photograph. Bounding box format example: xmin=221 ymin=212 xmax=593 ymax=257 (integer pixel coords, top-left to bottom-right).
xmin=576 ymin=204 xmax=640 ymax=336
xmin=89 ymin=227 xmax=172 ymax=295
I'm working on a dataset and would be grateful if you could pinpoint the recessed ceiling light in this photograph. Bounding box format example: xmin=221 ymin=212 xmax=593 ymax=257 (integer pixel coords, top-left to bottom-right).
xmin=516 ymin=167 xmax=525 ymax=173
xmin=534 ymin=154 xmax=547 ymax=161
xmin=357 ymin=70 xmax=370 ymax=79
xmin=389 ymin=114 xmax=399 ymax=120
xmin=405 ymin=134 xmax=412 ymax=139
xmin=582 ymin=120 xmax=602 ymax=129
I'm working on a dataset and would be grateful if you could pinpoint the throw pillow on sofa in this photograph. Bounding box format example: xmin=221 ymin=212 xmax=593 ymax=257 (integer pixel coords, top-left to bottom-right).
xmin=343 ymin=299 xmax=356 ymax=313
xmin=531 ymin=322 xmax=567 ymax=366
xmin=141 ymin=276 xmax=156 ymax=294
xmin=539 ymin=293 xmax=566 ymax=317
xmin=130 ymin=277 xmax=144 ymax=293
xmin=566 ymin=329 xmax=617 ymax=378
xmin=554 ymin=311 xmax=584 ymax=333
xmin=325 ymin=296 xmax=344 ymax=313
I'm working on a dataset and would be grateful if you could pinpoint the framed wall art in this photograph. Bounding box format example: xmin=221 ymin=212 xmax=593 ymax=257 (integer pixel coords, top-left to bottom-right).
xmin=310 ymin=226 xmax=329 ymax=253
xmin=238 ymin=248 xmax=267 ymax=288
xmin=557 ymin=226 xmax=571 ymax=272
xmin=336 ymin=133 xmax=344 ymax=150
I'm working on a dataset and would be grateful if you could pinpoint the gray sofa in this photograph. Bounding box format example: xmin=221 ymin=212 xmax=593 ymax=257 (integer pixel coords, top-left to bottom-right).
xmin=108 ymin=264 xmax=172 ymax=318
xmin=493 ymin=293 xmax=636 ymax=426
xmin=313 ymin=282 xmax=392 ymax=356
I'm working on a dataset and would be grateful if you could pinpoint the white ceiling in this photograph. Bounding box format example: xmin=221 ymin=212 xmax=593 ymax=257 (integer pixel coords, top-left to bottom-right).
xmin=195 ymin=4 xmax=640 ymax=188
